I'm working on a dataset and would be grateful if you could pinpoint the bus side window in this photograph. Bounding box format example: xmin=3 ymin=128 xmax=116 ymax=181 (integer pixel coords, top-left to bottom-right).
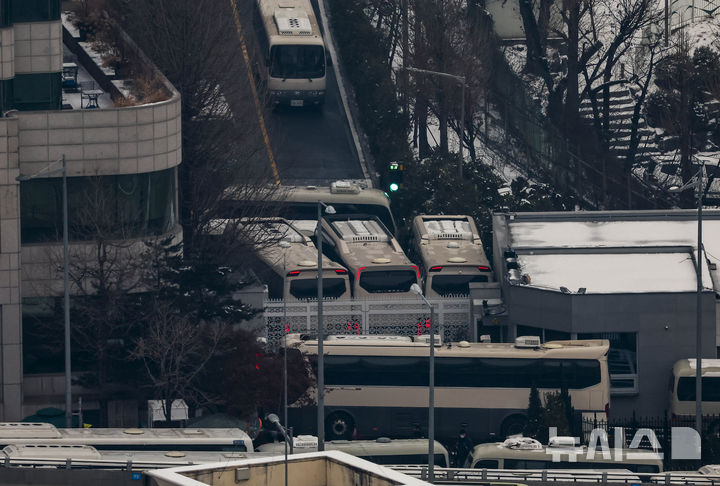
xmin=474 ymin=460 xmax=499 ymax=469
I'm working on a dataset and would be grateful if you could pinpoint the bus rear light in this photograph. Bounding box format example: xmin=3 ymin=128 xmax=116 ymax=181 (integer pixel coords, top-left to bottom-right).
xmin=356 ymin=267 xmax=366 ymax=281
xmin=287 ymin=270 xmax=301 ymax=276
xmin=412 ymin=265 xmax=420 ymax=280
xmin=478 ymin=266 xmax=490 ymax=271
xmin=335 ymin=269 xmax=348 ymax=274
xmin=429 ymin=266 xmax=443 ymax=272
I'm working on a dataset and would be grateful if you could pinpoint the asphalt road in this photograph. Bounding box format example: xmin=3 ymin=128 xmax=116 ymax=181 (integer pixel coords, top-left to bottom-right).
xmin=266 ymin=67 xmax=365 ymax=186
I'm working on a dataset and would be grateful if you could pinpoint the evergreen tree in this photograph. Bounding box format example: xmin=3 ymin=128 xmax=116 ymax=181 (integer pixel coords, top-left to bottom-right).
xmin=539 ymin=391 xmax=572 ymax=444
xmin=524 ymin=382 xmax=543 ymax=438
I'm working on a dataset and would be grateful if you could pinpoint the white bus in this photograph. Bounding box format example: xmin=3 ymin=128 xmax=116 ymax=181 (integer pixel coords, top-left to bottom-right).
xmin=254 ymin=0 xmax=326 ymax=107
xmin=669 ymin=359 xmax=720 ymax=419
xmin=465 ymin=437 xmax=663 ymax=474
xmin=218 ymin=217 xmax=351 ymax=300
xmin=221 ymin=181 xmax=397 ymax=236
xmin=319 ymin=215 xmax=419 ymax=298
xmin=285 ymin=335 xmax=610 ymax=442
xmin=0 ymin=423 xmax=253 ymax=452
xmin=257 ymin=435 xmax=451 ymax=467
xmin=411 ymin=215 xmax=493 ymax=299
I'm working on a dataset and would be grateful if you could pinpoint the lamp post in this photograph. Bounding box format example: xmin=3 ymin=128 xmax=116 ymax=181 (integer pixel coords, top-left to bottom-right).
xmin=315 ymin=201 xmax=335 ymax=451
xmin=401 ymin=66 xmax=466 ymax=179
xmin=410 ymin=283 xmax=435 ymax=483
xmin=16 ymin=155 xmax=72 ymax=428
xmin=267 ymin=413 xmax=292 ymax=486
xmin=669 ymin=163 xmax=705 ymax=436
xmin=279 ymin=240 xmax=291 ymax=450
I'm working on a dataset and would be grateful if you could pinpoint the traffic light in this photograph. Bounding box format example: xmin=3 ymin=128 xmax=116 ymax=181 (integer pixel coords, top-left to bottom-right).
xmin=388 ymin=161 xmax=404 ymax=192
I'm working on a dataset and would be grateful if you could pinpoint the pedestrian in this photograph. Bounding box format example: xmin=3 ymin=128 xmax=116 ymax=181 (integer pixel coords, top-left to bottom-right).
xmin=454 ymin=429 xmax=473 ymax=467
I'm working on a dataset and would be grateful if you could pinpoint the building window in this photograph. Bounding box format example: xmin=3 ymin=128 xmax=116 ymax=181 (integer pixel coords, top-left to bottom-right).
xmin=20 ymin=168 xmax=177 ymax=243
xmin=13 ymin=73 xmax=61 ymax=111
xmin=0 ymin=0 xmax=10 ymax=27
xmin=10 ymin=0 xmax=60 ymax=22
xmin=578 ymin=331 xmax=638 ymax=395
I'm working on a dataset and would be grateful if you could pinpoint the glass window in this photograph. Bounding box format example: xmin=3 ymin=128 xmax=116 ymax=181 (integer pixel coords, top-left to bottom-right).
xmin=20 ymin=169 xmax=177 ymax=243
xmin=289 ymin=277 xmax=346 ymax=299
xmin=325 ymin=355 xmax=600 ymax=389
xmin=474 ymin=459 xmax=499 ymax=469
xmin=505 ymin=459 xmax=549 ymax=469
xmin=10 ymin=0 xmax=59 ymax=21
xmin=13 ymin=73 xmax=61 ymax=110
xmin=677 ymin=377 xmax=720 ymax=402
xmin=270 ymin=45 xmax=325 ymax=79
xmin=430 ymin=274 xmax=489 ymax=297
xmin=359 ymin=270 xmax=416 ymax=293
xmin=0 ymin=0 xmax=9 ymax=28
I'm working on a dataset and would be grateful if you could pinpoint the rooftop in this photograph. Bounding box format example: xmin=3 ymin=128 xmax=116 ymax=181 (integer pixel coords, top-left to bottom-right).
xmin=146 ymin=450 xmax=433 ymax=486
xmin=498 ymin=210 xmax=720 ymax=295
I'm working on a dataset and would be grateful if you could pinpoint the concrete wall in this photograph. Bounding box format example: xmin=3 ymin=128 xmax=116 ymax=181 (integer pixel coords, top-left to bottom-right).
xmin=17 ymin=92 xmax=181 ymax=177
xmin=0 ymin=27 xmax=15 ymax=80
xmin=505 ymin=284 xmax=717 ymax=418
xmin=14 ymin=21 xmax=62 ymax=74
xmin=0 ymin=117 xmax=22 ymax=420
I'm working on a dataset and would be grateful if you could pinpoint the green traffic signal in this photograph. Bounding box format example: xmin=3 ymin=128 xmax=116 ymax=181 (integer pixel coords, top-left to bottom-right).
xmin=389 ymin=182 xmax=399 ymax=192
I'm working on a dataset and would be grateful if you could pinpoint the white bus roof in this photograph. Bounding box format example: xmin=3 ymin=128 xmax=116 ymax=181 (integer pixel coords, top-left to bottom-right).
xmin=0 ymin=423 xmax=253 ymax=449
xmin=290 ymin=336 xmax=610 ymax=360
xmin=257 ymin=0 xmax=324 ymax=46
xmin=229 ymin=217 xmax=346 ymax=275
xmin=673 ymin=359 xmax=720 ymax=377
xmin=412 ymin=215 xmax=491 ymax=269
xmin=320 ymin=216 xmax=413 ymax=273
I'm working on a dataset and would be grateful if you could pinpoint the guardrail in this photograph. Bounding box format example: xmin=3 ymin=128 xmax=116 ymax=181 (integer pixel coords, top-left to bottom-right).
xmin=389 ymin=466 xmax=720 ymax=485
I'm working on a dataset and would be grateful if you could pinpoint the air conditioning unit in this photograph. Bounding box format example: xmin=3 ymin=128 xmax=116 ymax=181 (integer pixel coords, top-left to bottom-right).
xmin=515 ymin=336 xmax=541 ymax=348
xmin=330 ymin=180 xmax=361 ymax=194
xmin=548 ymin=436 xmax=578 ymax=448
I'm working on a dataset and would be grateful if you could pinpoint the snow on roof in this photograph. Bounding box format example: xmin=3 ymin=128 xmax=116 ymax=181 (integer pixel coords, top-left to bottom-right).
xmin=506 ymin=215 xmax=720 ymax=294
xmin=518 ymin=252 xmax=710 ymax=294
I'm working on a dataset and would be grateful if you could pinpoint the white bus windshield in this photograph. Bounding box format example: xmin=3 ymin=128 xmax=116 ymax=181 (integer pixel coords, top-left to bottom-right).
xmin=290 ymin=278 xmax=347 ymax=299
xmin=270 ymin=45 xmax=325 ymax=78
xmin=431 ymin=274 xmax=490 ymax=296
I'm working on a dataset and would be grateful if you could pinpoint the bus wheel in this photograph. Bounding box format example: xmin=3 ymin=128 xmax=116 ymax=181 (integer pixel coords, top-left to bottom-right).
xmin=326 ymin=412 xmax=354 ymax=440
xmin=501 ymin=415 xmax=527 ymax=438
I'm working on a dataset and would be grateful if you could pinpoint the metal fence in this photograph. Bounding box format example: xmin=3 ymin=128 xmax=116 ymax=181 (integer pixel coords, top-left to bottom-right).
xmin=671 ymin=0 xmax=720 ymax=30
xmin=263 ymin=296 xmax=473 ymax=348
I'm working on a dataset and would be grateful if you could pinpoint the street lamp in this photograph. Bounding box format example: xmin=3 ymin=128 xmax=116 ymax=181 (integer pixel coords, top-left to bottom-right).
xmin=410 ymin=282 xmax=435 ymax=483
xmin=16 ymin=155 xmax=72 ymax=428
xmin=267 ymin=413 xmax=293 ymax=486
xmin=669 ymin=163 xmax=705 ymax=437
xmin=315 ymin=201 xmax=335 ymax=451
xmin=401 ymin=66 xmax=466 ymax=179
xmin=279 ymin=240 xmax=291 ymax=448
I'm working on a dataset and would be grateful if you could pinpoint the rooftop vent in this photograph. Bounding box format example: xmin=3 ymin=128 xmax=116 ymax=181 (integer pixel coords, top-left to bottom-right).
xmin=330 ymin=180 xmax=361 ymax=194
xmin=503 ymin=437 xmax=543 ymax=450
xmin=274 ymin=9 xmax=312 ymax=35
xmin=548 ymin=436 xmax=578 ymax=448
xmin=515 ymin=335 xmax=541 ymax=348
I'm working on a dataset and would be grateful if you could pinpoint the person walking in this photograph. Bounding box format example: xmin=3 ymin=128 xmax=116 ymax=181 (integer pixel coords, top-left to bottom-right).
xmin=454 ymin=429 xmax=473 ymax=467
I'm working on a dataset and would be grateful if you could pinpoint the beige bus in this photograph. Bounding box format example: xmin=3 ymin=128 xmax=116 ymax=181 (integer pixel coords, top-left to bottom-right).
xmin=220 ymin=181 xmax=397 ymax=236
xmin=258 ymin=436 xmax=450 ymax=467
xmin=411 ymin=215 xmax=493 ymax=299
xmin=466 ymin=437 xmax=663 ymax=474
xmin=286 ymin=335 xmax=610 ymax=442
xmin=319 ymin=215 xmax=419 ymax=298
xmin=216 ymin=217 xmax=350 ymax=300
xmin=254 ymin=0 xmax=326 ymax=107
xmin=669 ymin=359 xmax=720 ymax=419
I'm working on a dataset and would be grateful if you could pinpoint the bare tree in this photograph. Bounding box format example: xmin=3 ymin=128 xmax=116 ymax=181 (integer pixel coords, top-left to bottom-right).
xmin=112 ymin=0 xmax=281 ymax=252
xmin=130 ymin=299 xmax=225 ymax=426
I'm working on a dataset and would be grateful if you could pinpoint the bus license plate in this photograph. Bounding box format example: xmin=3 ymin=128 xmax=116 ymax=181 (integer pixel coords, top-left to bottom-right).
xmin=290 ymin=100 xmax=304 ymax=107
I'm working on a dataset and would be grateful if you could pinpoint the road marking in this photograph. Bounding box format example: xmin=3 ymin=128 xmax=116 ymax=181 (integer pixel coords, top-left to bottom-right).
xmin=229 ymin=0 xmax=281 ymax=185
